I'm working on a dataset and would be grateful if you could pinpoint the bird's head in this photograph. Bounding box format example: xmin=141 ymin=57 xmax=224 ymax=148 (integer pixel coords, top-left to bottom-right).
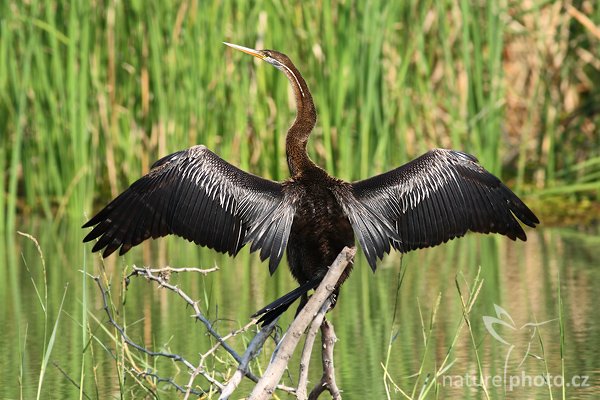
xmin=223 ymin=42 xmax=290 ymax=72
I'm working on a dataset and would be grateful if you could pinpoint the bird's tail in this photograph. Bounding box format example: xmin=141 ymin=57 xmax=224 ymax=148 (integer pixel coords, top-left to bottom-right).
xmin=252 ymin=277 xmax=321 ymax=325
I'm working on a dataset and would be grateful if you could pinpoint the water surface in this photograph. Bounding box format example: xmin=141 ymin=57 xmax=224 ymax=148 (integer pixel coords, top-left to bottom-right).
xmin=2 ymin=219 xmax=599 ymax=399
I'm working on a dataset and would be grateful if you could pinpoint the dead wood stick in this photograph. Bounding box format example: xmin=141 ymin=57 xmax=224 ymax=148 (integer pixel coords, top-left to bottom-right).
xmin=248 ymin=247 xmax=355 ymax=400
xmin=296 ymin=297 xmax=332 ymax=400
xmin=219 ymin=318 xmax=279 ymax=399
xmin=308 ymin=320 xmax=341 ymax=399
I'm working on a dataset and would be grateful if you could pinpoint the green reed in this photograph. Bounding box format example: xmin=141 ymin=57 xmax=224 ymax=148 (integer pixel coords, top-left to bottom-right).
xmin=17 ymin=232 xmax=69 ymax=399
xmin=1 ymin=0 xmax=598 ymax=232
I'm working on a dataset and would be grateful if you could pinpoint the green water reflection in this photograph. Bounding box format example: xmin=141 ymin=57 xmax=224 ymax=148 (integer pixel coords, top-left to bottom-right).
xmin=2 ymin=219 xmax=599 ymax=399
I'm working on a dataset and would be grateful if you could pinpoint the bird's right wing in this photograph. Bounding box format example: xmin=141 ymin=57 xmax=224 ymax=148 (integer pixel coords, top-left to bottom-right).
xmin=349 ymin=149 xmax=539 ymax=270
xmin=83 ymin=145 xmax=295 ymax=274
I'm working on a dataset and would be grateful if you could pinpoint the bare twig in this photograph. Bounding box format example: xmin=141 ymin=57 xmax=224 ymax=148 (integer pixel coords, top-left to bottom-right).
xmin=128 ymin=265 xmax=244 ymax=364
xmin=131 ymin=265 xmax=219 ymax=276
xmin=129 ymin=266 xmax=297 ymax=396
xmin=94 ymin=276 xmax=197 ymax=369
xmin=92 ymin=275 xmax=213 ymax=394
xmin=308 ymin=320 xmax=341 ymax=400
xmin=95 ymin=265 xmax=297 ymax=397
xmin=296 ymin=298 xmax=333 ymax=400
xmin=182 ymin=320 xmax=257 ymax=399
xmin=136 ymin=370 xmax=205 ymax=397
xmin=219 ymin=318 xmax=280 ymax=399
xmin=92 ymin=249 xmax=352 ymax=399
xmin=52 ymin=362 xmax=92 ymax=400
xmin=248 ymin=246 xmax=356 ymax=400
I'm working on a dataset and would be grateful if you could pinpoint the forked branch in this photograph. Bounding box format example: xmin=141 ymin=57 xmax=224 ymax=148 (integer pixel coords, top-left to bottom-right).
xmin=308 ymin=320 xmax=341 ymax=399
xmin=248 ymin=246 xmax=355 ymax=400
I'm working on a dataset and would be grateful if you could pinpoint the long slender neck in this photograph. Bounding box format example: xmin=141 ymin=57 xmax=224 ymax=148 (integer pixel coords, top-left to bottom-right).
xmin=281 ymin=61 xmax=317 ymax=176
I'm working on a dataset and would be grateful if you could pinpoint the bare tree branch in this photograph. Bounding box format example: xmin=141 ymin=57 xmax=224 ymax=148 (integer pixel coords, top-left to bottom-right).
xmin=308 ymin=320 xmax=341 ymax=400
xmin=132 ymin=266 xmax=219 ymax=275
xmin=127 ymin=265 xmax=244 ymax=364
xmin=91 ymin=275 xmax=210 ymax=395
xmin=93 ymin=266 xmax=299 ymax=397
xmin=219 ymin=318 xmax=279 ymax=399
xmin=126 ymin=265 xmax=296 ymax=396
xmin=248 ymin=246 xmax=356 ymax=400
xmin=136 ymin=370 xmax=205 ymax=397
xmin=90 ymin=248 xmax=353 ymax=399
xmin=296 ymin=298 xmax=332 ymax=400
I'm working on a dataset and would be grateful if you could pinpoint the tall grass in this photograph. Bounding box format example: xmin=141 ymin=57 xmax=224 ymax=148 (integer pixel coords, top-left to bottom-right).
xmin=18 ymin=232 xmax=69 ymax=399
xmin=1 ymin=1 xmax=598 ymax=230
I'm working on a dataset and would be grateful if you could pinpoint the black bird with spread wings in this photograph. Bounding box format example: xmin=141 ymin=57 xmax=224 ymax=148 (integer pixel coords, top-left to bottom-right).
xmin=83 ymin=43 xmax=539 ymax=324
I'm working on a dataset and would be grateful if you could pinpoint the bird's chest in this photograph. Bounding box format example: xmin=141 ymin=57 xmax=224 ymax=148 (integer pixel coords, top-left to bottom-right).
xmin=290 ymin=184 xmax=348 ymax=235
xmin=285 ymin=182 xmax=354 ymax=282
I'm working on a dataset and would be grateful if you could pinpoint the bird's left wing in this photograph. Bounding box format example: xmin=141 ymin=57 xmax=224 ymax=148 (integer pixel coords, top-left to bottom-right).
xmin=83 ymin=145 xmax=295 ymax=273
xmin=349 ymin=149 xmax=539 ymax=270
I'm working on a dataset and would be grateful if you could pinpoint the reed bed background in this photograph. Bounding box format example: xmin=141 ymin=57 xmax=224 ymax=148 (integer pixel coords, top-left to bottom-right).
xmin=1 ymin=0 xmax=599 ymax=230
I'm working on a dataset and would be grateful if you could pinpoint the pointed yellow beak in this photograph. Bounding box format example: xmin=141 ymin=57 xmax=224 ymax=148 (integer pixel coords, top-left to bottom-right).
xmin=223 ymin=42 xmax=265 ymax=60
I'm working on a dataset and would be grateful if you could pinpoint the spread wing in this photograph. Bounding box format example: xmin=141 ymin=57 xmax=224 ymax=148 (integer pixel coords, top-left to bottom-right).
xmin=83 ymin=145 xmax=295 ymax=273
xmin=350 ymin=149 xmax=539 ymax=270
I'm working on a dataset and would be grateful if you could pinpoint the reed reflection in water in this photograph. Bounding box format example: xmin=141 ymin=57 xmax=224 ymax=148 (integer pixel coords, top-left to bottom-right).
xmin=2 ymin=221 xmax=598 ymax=399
